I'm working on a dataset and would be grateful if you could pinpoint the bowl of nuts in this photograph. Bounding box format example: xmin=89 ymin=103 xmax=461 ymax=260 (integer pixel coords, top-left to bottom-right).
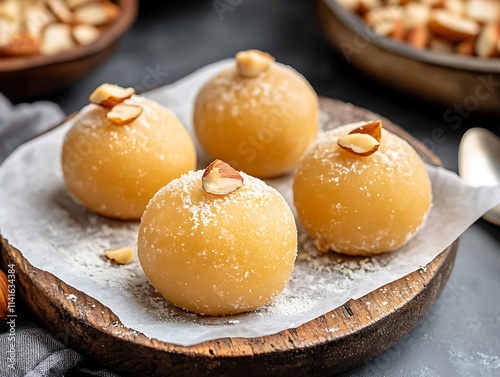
xmin=0 ymin=0 xmax=138 ymax=101
xmin=315 ymin=0 xmax=500 ymax=115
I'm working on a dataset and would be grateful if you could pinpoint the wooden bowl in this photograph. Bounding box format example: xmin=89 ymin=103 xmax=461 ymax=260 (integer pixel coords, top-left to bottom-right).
xmin=0 ymin=0 xmax=138 ymax=102
xmin=315 ymin=0 xmax=500 ymax=116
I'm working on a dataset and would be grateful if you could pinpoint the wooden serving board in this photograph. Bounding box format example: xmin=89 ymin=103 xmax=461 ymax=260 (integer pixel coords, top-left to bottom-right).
xmin=0 ymin=98 xmax=458 ymax=376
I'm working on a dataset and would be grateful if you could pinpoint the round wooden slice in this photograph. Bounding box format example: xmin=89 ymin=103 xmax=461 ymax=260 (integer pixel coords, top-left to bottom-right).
xmin=0 ymin=98 xmax=458 ymax=377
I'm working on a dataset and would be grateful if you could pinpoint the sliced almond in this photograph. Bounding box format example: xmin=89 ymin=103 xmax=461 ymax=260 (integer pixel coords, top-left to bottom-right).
xmin=444 ymin=0 xmax=465 ymax=15
xmin=0 ymin=34 xmax=40 ymax=57
xmin=0 ymin=0 xmax=21 ymax=22
xmin=0 ymin=17 xmax=20 ymax=49
xmin=349 ymin=120 xmax=382 ymax=142
xmin=106 ymin=103 xmax=143 ymax=125
xmin=25 ymin=4 xmax=55 ymax=41
xmin=41 ymin=23 xmax=74 ymax=55
xmin=337 ymin=133 xmax=380 ymax=157
xmin=403 ymin=3 xmax=430 ymax=29
xmin=366 ymin=6 xmax=403 ymax=28
xmin=105 ymin=247 xmax=134 ymax=264
xmin=373 ymin=20 xmax=396 ymax=36
xmin=407 ymin=25 xmax=429 ymax=49
xmin=202 ymin=160 xmax=244 ymax=195
xmin=73 ymin=1 xmax=120 ymax=26
xmin=44 ymin=0 xmax=73 ymax=23
xmin=89 ymin=84 xmax=135 ymax=107
xmin=73 ymin=23 xmax=100 ymax=45
xmin=429 ymin=10 xmax=480 ymax=42
xmin=475 ymin=23 xmax=500 ymax=58
xmin=466 ymin=0 xmax=499 ymax=25
xmin=235 ymin=49 xmax=275 ymax=77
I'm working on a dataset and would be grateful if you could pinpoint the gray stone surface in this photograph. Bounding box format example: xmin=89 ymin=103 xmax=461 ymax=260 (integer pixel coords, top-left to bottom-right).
xmin=33 ymin=0 xmax=500 ymax=375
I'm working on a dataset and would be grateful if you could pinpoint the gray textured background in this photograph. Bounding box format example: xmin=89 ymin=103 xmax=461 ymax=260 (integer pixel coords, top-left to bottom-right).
xmin=4 ymin=0 xmax=500 ymax=376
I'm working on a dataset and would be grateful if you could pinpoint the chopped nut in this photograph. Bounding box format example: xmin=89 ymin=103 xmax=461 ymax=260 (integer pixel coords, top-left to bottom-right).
xmin=403 ymin=3 xmax=430 ymax=29
xmin=338 ymin=133 xmax=380 ymax=157
xmin=89 ymin=84 xmax=135 ymax=107
xmin=366 ymin=6 xmax=403 ymax=29
xmin=349 ymin=120 xmax=382 ymax=142
xmin=297 ymin=253 xmax=312 ymax=261
xmin=105 ymin=247 xmax=134 ymax=264
xmin=0 ymin=0 xmax=21 ymax=22
xmin=0 ymin=34 xmax=40 ymax=56
xmin=235 ymin=50 xmax=275 ymax=77
xmin=429 ymin=10 xmax=480 ymax=42
xmin=444 ymin=0 xmax=465 ymax=15
xmin=466 ymin=0 xmax=499 ymax=24
xmin=106 ymin=103 xmax=143 ymax=125
xmin=25 ymin=4 xmax=55 ymax=40
xmin=475 ymin=23 xmax=500 ymax=58
xmin=73 ymin=24 xmax=100 ymax=46
xmin=41 ymin=23 xmax=74 ymax=55
xmin=44 ymin=0 xmax=73 ymax=23
xmin=73 ymin=1 xmax=120 ymax=26
xmin=202 ymin=160 xmax=244 ymax=195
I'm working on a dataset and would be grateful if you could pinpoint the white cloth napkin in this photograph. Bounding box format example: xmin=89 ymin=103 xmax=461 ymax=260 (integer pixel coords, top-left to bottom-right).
xmin=0 ymin=93 xmax=65 ymax=162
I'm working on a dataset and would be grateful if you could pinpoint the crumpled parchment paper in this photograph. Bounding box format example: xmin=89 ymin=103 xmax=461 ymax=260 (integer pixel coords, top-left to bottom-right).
xmin=1 ymin=60 xmax=499 ymax=346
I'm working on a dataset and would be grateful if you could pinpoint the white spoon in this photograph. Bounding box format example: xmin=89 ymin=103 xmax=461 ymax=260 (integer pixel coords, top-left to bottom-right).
xmin=459 ymin=127 xmax=500 ymax=226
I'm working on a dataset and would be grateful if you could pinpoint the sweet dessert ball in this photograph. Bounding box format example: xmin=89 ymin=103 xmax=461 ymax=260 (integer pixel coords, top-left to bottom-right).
xmin=138 ymin=160 xmax=297 ymax=315
xmin=194 ymin=50 xmax=319 ymax=178
xmin=293 ymin=121 xmax=432 ymax=256
xmin=62 ymin=84 xmax=196 ymax=220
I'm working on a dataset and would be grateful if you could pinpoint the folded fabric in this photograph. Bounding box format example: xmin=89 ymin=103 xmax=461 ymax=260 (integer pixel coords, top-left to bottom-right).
xmin=0 ymin=93 xmax=65 ymax=162
xmin=0 ymin=320 xmax=120 ymax=377
xmin=0 ymin=95 xmax=120 ymax=376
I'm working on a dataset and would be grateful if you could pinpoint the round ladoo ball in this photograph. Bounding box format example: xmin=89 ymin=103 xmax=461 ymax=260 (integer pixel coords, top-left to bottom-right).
xmin=62 ymin=86 xmax=196 ymax=220
xmin=138 ymin=160 xmax=297 ymax=315
xmin=293 ymin=122 xmax=432 ymax=256
xmin=194 ymin=50 xmax=319 ymax=178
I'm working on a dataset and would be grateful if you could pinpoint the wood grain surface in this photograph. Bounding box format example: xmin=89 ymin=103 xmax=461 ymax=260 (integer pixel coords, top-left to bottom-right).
xmin=0 ymin=98 xmax=458 ymax=376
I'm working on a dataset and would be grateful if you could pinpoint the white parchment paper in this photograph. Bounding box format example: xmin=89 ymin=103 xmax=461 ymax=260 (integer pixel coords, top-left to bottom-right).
xmin=1 ymin=60 xmax=500 ymax=346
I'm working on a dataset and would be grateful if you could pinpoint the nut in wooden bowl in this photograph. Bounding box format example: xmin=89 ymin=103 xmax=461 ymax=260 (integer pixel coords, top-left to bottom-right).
xmin=315 ymin=0 xmax=500 ymax=115
xmin=335 ymin=0 xmax=500 ymax=58
xmin=0 ymin=0 xmax=138 ymax=101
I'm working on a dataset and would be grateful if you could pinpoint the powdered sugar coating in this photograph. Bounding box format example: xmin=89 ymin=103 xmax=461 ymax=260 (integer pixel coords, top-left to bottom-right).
xmin=61 ymin=95 xmax=196 ymax=219
xmin=294 ymin=122 xmax=432 ymax=256
xmin=199 ymin=64 xmax=303 ymax=121
xmin=138 ymin=169 xmax=298 ymax=315
xmin=193 ymin=62 xmax=319 ymax=178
